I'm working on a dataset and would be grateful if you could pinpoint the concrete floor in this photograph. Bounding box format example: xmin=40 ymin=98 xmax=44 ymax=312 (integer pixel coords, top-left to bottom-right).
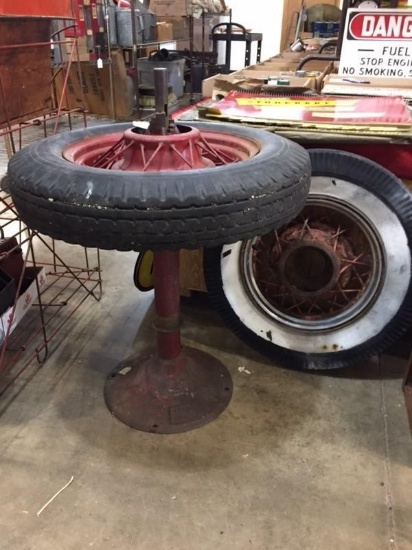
xmin=0 ymin=244 xmax=411 ymax=550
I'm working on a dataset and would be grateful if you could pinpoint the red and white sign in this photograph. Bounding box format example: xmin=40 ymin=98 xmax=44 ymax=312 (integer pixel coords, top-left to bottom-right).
xmin=339 ymin=9 xmax=412 ymax=79
xmin=350 ymin=12 xmax=412 ymax=40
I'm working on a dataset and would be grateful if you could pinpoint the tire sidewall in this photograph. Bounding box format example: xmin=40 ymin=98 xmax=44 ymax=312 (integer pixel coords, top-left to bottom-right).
xmin=8 ymin=122 xmax=310 ymax=209
xmin=7 ymin=122 xmax=311 ymax=251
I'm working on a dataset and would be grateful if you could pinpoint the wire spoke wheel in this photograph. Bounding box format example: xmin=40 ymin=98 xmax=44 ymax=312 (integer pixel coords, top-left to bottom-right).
xmin=7 ymin=122 xmax=310 ymax=252
xmin=244 ymin=199 xmax=384 ymax=331
xmin=204 ymin=149 xmax=412 ymax=370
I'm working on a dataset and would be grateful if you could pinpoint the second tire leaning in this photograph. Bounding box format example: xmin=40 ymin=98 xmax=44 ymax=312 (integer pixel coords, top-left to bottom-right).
xmin=204 ymin=149 xmax=412 ymax=370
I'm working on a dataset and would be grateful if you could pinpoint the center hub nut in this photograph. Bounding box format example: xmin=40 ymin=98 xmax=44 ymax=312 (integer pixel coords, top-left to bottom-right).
xmin=278 ymin=240 xmax=341 ymax=297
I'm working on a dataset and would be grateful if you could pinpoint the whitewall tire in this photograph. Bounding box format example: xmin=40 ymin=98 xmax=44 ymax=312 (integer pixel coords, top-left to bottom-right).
xmin=204 ymin=149 xmax=412 ymax=370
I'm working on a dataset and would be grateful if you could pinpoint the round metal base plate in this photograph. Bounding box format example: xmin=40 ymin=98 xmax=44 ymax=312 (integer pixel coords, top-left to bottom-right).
xmin=104 ymin=347 xmax=233 ymax=434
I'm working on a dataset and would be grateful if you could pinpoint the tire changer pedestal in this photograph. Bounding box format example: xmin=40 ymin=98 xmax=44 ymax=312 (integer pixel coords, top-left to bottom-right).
xmin=104 ymin=69 xmax=233 ymax=434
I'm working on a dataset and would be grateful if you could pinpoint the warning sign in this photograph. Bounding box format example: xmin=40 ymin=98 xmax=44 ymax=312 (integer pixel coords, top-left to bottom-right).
xmin=339 ymin=9 xmax=412 ymax=79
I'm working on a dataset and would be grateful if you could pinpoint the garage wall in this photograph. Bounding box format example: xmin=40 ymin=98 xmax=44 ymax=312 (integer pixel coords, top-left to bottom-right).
xmin=221 ymin=0 xmax=285 ymax=70
xmin=223 ymin=0 xmax=342 ymax=70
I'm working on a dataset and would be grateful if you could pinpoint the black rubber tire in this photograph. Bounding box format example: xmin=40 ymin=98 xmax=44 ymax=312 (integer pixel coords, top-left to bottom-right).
xmin=7 ymin=122 xmax=310 ymax=252
xmin=204 ymin=149 xmax=412 ymax=370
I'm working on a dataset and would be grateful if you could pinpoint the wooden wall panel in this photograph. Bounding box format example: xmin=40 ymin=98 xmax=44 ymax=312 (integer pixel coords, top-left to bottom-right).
xmin=0 ymin=19 xmax=52 ymax=126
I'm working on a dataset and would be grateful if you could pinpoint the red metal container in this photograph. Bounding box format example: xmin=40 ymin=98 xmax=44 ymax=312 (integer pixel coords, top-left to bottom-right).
xmin=0 ymin=0 xmax=73 ymax=18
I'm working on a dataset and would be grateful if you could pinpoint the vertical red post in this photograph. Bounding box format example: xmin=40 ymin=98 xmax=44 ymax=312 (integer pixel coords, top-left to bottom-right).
xmin=153 ymin=250 xmax=181 ymax=360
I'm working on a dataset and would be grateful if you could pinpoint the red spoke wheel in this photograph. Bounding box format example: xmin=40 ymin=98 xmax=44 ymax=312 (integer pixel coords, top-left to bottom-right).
xmin=7 ymin=122 xmax=311 ymax=252
xmin=204 ymin=150 xmax=412 ymax=370
xmin=247 ymin=201 xmax=381 ymax=329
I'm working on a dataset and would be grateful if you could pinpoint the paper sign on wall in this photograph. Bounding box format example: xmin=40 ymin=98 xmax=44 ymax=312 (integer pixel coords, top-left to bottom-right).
xmin=339 ymin=9 xmax=412 ymax=79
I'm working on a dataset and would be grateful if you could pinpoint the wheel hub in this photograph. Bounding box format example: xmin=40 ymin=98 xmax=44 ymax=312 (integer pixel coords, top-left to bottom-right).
xmin=279 ymin=240 xmax=341 ymax=297
xmin=247 ymin=202 xmax=380 ymax=325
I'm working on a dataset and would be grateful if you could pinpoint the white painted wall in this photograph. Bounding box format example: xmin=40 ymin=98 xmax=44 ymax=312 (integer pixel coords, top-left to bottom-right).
xmin=220 ymin=0 xmax=285 ymax=70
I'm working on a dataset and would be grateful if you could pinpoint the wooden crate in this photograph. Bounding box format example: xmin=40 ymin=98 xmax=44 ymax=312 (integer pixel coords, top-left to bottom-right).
xmin=54 ymin=50 xmax=133 ymax=118
xmin=180 ymin=249 xmax=206 ymax=295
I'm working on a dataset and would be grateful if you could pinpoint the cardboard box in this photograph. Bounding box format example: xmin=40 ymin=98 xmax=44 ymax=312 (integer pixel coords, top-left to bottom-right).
xmin=247 ymin=62 xmax=298 ymax=72
xmin=66 ymin=36 xmax=92 ymax=62
xmin=277 ymin=51 xmax=309 ymax=61
xmin=159 ymin=16 xmax=188 ymax=40
xmin=291 ymin=59 xmax=335 ymax=73
xmin=54 ymin=50 xmax=133 ymax=118
xmin=138 ymin=46 xmax=158 ymax=57
xmin=179 ymin=249 xmax=206 ymax=294
xmin=248 ymin=56 xmax=330 ymax=74
xmin=304 ymin=38 xmax=323 ymax=48
xmin=201 ymin=73 xmax=236 ymax=98
xmin=202 ymin=73 xmax=315 ymax=99
xmin=202 ymin=73 xmax=220 ymax=98
xmin=252 ymin=73 xmax=321 ymax=90
xmin=322 ymin=75 xmax=412 ymax=99
xmin=150 ymin=0 xmax=187 ymax=17
xmin=201 ymin=42 xmax=333 ymax=98
xmin=0 ymin=267 xmax=47 ymax=343
xmin=156 ymin=22 xmax=174 ymax=42
xmin=202 ymin=61 xmax=332 ymax=98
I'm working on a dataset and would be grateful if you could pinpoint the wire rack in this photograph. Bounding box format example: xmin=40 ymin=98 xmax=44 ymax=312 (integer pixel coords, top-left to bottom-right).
xmin=0 ymin=118 xmax=102 ymax=402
